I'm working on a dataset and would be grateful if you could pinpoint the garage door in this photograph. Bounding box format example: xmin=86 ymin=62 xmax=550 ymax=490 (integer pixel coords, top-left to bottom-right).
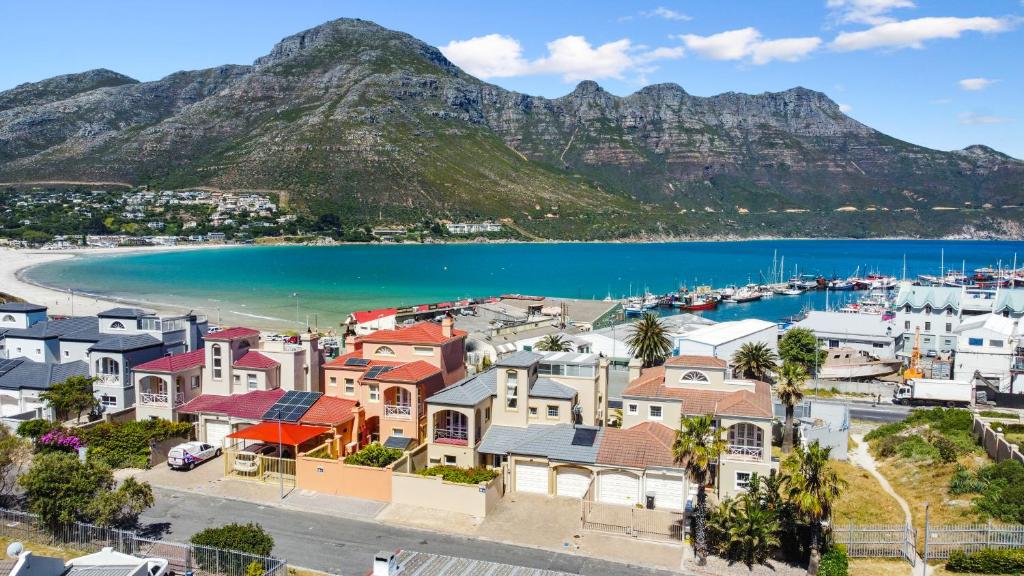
xmin=598 ymin=471 xmax=639 ymax=506
xmin=205 ymin=420 xmax=230 ymax=448
xmin=645 ymin=473 xmax=684 ymax=510
xmin=556 ymin=467 xmax=592 ymax=499
xmin=515 ymin=462 xmax=549 ymax=494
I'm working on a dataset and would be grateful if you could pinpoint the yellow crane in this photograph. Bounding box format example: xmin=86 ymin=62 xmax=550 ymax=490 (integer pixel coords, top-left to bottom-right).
xmin=903 ymin=327 xmax=925 ymax=381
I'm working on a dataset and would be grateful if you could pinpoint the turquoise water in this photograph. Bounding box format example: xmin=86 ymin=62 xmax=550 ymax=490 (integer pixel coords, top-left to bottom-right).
xmin=25 ymin=240 xmax=1024 ymax=330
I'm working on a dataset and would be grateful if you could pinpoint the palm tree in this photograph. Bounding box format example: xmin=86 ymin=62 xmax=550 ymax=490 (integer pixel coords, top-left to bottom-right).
xmin=776 ymin=361 xmax=807 ymax=454
xmin=535 ymin=333 xmax=573 ymax=352
xmin=784 ymin=442 xmax=846 ymax=576
xmin=724 ymin=498 xmax=781 ymax=567
xmin=732 ymin=342 xmax=779 ymax=381
xmin=673 ymin=414 xmax=726 ymax=565
xmin=627 ymin=312 xmax=672 ymax=367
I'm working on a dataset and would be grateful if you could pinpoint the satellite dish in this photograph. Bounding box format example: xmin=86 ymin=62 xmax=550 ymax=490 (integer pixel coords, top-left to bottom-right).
xmin=7 ymin=541 xmax=24 ymax=558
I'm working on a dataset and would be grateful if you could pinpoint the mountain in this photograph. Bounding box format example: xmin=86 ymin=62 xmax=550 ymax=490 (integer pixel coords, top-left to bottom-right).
xmin=1 ymin=18 xmax=1022 ymax=239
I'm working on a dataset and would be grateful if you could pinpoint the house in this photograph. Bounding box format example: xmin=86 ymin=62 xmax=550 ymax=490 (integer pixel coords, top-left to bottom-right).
xmin=674 ymin=319 xmax=778 ymax=366
xmin=132 ymin=349 xmax=205 ymax=421
xmin=6 ymin=546 xmax=169 ymax=576
xmin=953 ymin=313 xmax=1018 ymax=390
xmin=0 ymin=359 xmax=88 ymax=419
xmin=176 ymin=388 xmax=285 ymax=447
xmin=346 ymin=308 xmax=398 ymax=336
xmin=0 ymin=302 xmax=48 ymax=332
xmin=320 ymin=319 xmax=466 ymax=447
xmin=894 ymin=285 xmax=1024 ymax=356
xmin=621 ymin=355 xmax=777 ymax=498
xmin=794 ymin=310 xmax=898 ymax=357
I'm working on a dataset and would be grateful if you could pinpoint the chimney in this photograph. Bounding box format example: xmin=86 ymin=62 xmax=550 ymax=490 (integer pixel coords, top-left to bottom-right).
xmin=628 ymin=357 xmax=643 ymax=384
xmin=345 ymin=334 xmax=356 ymax=354
xmin=441 ymin=315 xmax=453 ymax=338
xmin=373 ymin=551 xmax=399 ymax=576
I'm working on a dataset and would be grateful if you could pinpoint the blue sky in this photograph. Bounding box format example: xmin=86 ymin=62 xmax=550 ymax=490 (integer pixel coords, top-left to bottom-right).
xmin=2 ymin=0 xmax=1022 ymax=157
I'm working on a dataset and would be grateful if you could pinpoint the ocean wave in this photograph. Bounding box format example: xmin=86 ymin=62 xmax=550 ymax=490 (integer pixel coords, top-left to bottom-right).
xmin=229 ymin=310 xmax=288 ymax=322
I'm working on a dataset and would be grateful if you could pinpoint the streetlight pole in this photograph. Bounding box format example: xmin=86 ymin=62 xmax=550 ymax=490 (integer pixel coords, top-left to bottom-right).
xmin=292 ymin=293 xmax=299 ymax=330
xmin=276 ymin=408 xmax=284 ymax=500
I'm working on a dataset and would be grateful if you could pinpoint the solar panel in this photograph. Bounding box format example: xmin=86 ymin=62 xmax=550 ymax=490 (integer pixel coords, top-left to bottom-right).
xmin=364 ymin=366 xmax=395 ymax=380
xmin=344 ymin=358 xmax=370 ymax=367
xmin=0 ymin=358 xmax=24 ymax=378
xmin=262 ymin=390 xmax=321 ymax=422
xmin=571 ymin=428 xmax=598 ymax=447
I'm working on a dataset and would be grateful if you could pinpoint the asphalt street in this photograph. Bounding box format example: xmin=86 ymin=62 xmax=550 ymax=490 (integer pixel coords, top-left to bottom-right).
xmin=139 ymin=488 xmax=681 ymax=576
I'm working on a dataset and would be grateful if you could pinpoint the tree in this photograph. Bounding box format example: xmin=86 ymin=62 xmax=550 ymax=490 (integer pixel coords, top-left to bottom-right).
xmin=627 ymin=312 xmax=673 ymax=367
xmin=19 ymin=452 xmax=155 ymax=530
xmin=784 ymin=442 xmax=847 ymax=576
xmin=778 ymin=328 xmax=825 ymax=375
xmin=673 ymin=414 xmax=726 ymax=565
xmin=732 ymin=342 xmax=779 ymax=381
xmin=776 ymin=362 xmax=808 ymax=454
xmin=535 ymin=334 xmax=573 ymax=352
xmin=722 ymin=495 xmax=781 ymax=567
xmin=40 ymin=375 xmax=99 ymax=423
xmin=0 ymin=426 xmax=29 ymax=506
xmin=191 ymin=522 xmax=275 ymax=556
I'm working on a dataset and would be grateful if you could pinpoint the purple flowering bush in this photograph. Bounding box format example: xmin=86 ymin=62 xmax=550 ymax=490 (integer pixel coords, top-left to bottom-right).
xmin=37 ymin=429 xmax=84 ymax=454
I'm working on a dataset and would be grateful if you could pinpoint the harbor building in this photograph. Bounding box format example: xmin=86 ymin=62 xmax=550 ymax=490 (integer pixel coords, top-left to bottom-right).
xmin=953 ymin=313 xmax=1019 ymax=391
xmin=674 ymin=319 xmax=778 ymax=365
xmin=894 ymin=285 xmax=1024 ymax=357
xmin=794 ymin=310 xmax=898 ymax=357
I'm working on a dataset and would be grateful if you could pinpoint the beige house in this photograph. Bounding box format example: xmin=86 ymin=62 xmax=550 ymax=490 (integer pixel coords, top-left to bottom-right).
xmin=622 ymin=355 xmax=777 ymax=499
xmin=133 ymin=349 xmax=205 ymax=421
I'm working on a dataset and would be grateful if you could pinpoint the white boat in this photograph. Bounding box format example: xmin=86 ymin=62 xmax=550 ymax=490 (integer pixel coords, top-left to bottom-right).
xmin=819 ymin=347 xmax=902 ymax=380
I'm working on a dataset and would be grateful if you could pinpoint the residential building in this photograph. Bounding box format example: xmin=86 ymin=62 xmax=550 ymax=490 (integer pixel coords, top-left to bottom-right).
xmin=445 ymin=222 xmax=502 ymax=235
xmin=953 ymin=313 xmax=1018 ymax=390
xmin=674 ymin=319 xmax=778 ymax=366
xmin=894 ymin=285 xmax=1024 ymax=356
xmin=7 ymin=546 xmax=169 ymax=576
xmin=794 ymin=310 xmax=898 ymax=357
xmin=0 ymin=359 xmax=88 ymax=420
xmin=347 ymin=318 xmax=467 ymax=385
xmin=346 ymin=308 xmax=397 ymax=336
xmin=0 ymin=302 xmax=48 ymax=332
xmin=621 ymin=355 xmax=776 ymax=498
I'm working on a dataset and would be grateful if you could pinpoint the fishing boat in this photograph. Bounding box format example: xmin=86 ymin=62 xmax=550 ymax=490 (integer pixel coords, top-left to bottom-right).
xmin=828 ymin=278 xmax=857 ymax=291
xmin=726 ymin=286 xmax=762 ymax=304
xmin=676 ymin=291 xmax=720 ymax=311
xmin=779 ymin=287 xmax=805 ymax=296
xmin=819 ymin=347 xmax=902 ymax=380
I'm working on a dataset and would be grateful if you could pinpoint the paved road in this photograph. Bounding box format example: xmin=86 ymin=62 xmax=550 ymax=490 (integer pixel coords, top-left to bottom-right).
xmin=808 ymin=398 xmax=912 ymax=423
xmin=139 ymin=489 xmax=681 ymax=576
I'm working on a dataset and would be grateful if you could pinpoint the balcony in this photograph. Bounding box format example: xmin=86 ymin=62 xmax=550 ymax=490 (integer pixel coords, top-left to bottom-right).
xmin=724 ymin=444 xmax=764 ymax=461
xmin=433 ymin=427 xmax=468 ymax=446
xmin=384 ymin=404 xmax=412 ymax=420
xmin=139 ymin=392 xmax=184 ymax=406
xmin=95 ymin=374 xmax=121 ymax=387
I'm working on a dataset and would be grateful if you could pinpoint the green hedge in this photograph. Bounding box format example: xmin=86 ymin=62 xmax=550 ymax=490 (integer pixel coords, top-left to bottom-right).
xmin=191 ymin=523 xmax=275 ymax=574
xmin=818 ymin=546 xmax=849 ymax=576
xmin=343 ymin=443 xmax=402 ymax=468
xmin=947 ymin=548 xmax=1024 ymax=573
xmin=417 ymin=465 xmax=499 ymax=484
xmin=81 ymin=419 xmax=193 ymax=469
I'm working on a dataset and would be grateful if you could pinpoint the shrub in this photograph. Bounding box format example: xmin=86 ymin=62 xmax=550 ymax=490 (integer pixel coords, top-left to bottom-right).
xmin=871 ymin=435 xmax=904 ymax=459
xmin=973 ymin=460 xmax=1024 ymax=522
xmin=819 ymin=546 xmax=849 ymax=576
xmin=191 ymin=522 xmax=274 ymax=557
xmin=343 ymin=444 xmax=402 ymax=468
xmin=896 ymin=436 xmax=940 ymax=461
xmin=864 ymin=421 xmax=907 ymax=442
xmin=36 ymin=429 xmax=85 ymax=454
xmin=16 ymin=419 xmax=60 ymax=440
xmin=80 ymin=419 xmax=193 ymax=469
xmin=304 ymin=445 xmax=331 ymax=459
xmin=946 ymin=548 xmax=1024 ymax=573
xmin=931 ymin=435 xmax=961 ymax=463
xmin=418 ymin=465 xmax=499 ymax=484
xmin=949 ymin=465 xmax=987 ymax=495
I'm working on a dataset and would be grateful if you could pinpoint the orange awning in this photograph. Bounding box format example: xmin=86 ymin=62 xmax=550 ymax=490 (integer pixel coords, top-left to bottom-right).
xmin=227 ymin=422 xmax=330 ymax=446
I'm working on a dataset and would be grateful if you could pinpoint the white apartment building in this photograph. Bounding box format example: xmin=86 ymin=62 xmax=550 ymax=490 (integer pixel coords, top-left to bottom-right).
xmin=894 ymin=284 xmax=1024 ymax=356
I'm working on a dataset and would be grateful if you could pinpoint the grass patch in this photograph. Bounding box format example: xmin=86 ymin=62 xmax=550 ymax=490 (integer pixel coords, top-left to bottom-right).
xmin=877 ymin=457 xmax=985 ymax=529
xmin=980 ymin=410 xmax=1019 ymax=419
xmin=832 ymin=460 xmax=905 ymax=525
xmin=848 ymin=558 xmax=911 ymax=575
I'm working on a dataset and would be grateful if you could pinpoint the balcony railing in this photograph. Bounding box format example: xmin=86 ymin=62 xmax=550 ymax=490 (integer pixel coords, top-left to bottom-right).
xmin=433 ymin=427 xmax=468 ymax=445
xmin=384 ymin=404 xmax=412 ymax=420
xmin=95 ymin=374 xmax=121 ymax=387
xmin=139 ymin=392 xmax=185 ymax=406
xmin=725 ymin=444 xmax=764 ymax=461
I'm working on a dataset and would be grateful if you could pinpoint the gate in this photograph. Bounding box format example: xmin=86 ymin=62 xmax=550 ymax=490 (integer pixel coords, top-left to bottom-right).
xmin=224 ymin=447 xmax=296 ymax=487
xmin=833 ymin=522 xmax=917 ymax=566
xmin=579 ymin=483 xmax=683 ymax=541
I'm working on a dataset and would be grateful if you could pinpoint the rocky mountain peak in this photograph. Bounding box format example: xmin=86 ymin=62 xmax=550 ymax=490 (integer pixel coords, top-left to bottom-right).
xmin=0 ymin=68 xmax=138 ymax=112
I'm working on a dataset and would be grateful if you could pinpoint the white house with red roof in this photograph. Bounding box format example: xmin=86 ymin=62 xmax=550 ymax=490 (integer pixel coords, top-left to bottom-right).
xmin=346 ymin=308 xmax=397 ymax=336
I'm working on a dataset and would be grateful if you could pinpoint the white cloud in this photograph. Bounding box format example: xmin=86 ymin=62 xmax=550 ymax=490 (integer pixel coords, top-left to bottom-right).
xmin=958 ymin=77 xmax=997 ymax=91
xmin=441 ymin=34 xmax=685 ymax=82
xmin=958 ymin=111 xmax=1014 ymax=125
xmin=827 ymin=0 xmax=915 ymax=25
xmin=831 ymin=16 xmax=1014 ymax=52
xmin=839 ymin=103 xmax=854 ymax=113
xmin=645 ymin=7 xmax=692 ymax=21
xmin=680 ymin=28 xmax=821 ymax=64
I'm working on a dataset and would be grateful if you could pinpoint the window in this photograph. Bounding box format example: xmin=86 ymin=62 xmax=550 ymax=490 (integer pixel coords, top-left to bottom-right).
xmin=627 ymin=403 xmax=638 ymax=415
xmin=369 ymin=384 xmax=380 ymax=402
xmin=485 ymin=407 xmax=491 ymax=421
xmin=547 ymin=405 xmax=559 ymax=418
xmin=924 ymin=305 xmax=932 ymax=314
xmin=392 ymin=428 xmax=404 ymax=436
xmin=990 ymin=340 xmax=1005 ymax=348
xmin=110 ymin=321 xmax=125 ymax=330
xmin=924 ymin=322 xmax=931 ymax=331
xmin=873 ymin=343 xmax=884 ymax=349
xmin=413 ymin=346 xmax=433 ymax=356
xmin=680 ymin=371 xmax=709 ymax=383
xmin=0 ymin=315 xmax=13 ymax=322
xmin=529 ymin=407 xmax=538 ymax=416
xmin=328 ymin=376 xmax=337 ymax=387
xmin=191 ymin=375 xmax=200 ymax=389
xmin=247 ymin=374 xmax=257 ymax=389
xmin=735 ymin=472 xmax=752 ymax=491
xmin=945 ymin=323 xmax=952 ymax=333
xmin=648 ymin=405 xmax=663 ymax=420
xmin=344 ymin=378 xmax=354 ymax=395
xmin=828 ymin=339 xmax=840 ymax=348
xmin=64 ymin=350 xmax=69 ymax=357
xmin=505 ymin=370 xmax=518 ymax=409
xmin=968 ymin=337 xmax=984 ymax=346
xmin=444 ymin=455 xmax=457 ymax=465
xmin=212 ymin=345 xmax=222 ymax=380
xmin=233 ymin=374 xmax=240 ymax=386
xmin=374 ymin=346 xmax=396 ymax=356
xmin=100 ymin=395 xmax=117 ymax=408
xmin=904 ymin=321 xmax=910 ymax=330
xmin=946 ymin=307 xmax=953 ymax=316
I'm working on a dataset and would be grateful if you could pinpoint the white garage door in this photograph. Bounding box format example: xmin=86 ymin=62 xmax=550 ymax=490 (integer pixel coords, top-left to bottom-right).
xmin=556 ymin=467 xmax=592 ymax=499
xmin=645 ymin=473 xmax=685 ymax=510
xmin=205 ymin=420 xmax=230 ymax=448
xmin=598 ymin=471 xmax=640 ymax=506
xmin=516 ymin=462 xmax=549 ymax=494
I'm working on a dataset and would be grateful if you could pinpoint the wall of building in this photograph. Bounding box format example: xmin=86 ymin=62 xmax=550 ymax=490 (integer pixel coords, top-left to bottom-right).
xmin=621 ymin=398 xmax=683 ymax=430
xmin=717 ymin=458 xmax=778 ymax=499
xmin=294 ymin=455 xmax=393 ymax=501
xmin=391 ymin=471 xmax=503 ymax=517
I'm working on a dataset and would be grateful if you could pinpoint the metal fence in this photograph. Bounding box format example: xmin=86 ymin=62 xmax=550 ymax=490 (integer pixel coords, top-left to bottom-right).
xmin=832 ymin=522 xmax=917 ymax=565
xmin=579 ymin=483 xmax=684 ymax=542
xmin=0 ymin=508 xmax=287 ymax=576
xmin=224 ymin=447 xmax=297 ymax=488
xmin=922 ymin=522 xmax=1024 ymax=560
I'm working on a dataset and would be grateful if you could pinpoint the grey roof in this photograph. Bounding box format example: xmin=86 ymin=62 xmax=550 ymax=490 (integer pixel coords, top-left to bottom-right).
xmin=540 ymin=351 xmax=599 ymax=365
xmin=97 ymin=307 xmax=150 ymax=319
xmin=3 ymin=316 xmax=99 ymax=341
xmin=389 ymin=549 xmax=573 ymax=576
xmin=496 ymin=350 xmax=542 ymax=368
xmin=0 ymin=359 xmax=89 ymax=391
xmin=794 ymin=310 xmax=896 ymax=339
xmin=529 ymin=377 xmax=577 ymax=400
xmin=510 ymin=424 xmax=603 ymax=464
xmin=478 ymin=424 xmax=552 ymax=455
xmin=0 ymin=302 xmax=46 ymax=313
xmin=427 ymin=370 xmax=497 ymax=407
xmin=89 ymin=334 xmax=162 ymax=353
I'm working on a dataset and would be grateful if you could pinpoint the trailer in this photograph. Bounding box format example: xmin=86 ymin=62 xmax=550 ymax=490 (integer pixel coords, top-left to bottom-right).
xmin=893 ymin=378 xmax=974 ymax=407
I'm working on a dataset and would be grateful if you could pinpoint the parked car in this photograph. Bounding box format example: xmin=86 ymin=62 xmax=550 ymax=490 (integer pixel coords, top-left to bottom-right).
xmin=232 ymin=443 xmax=292 ymax=473
xmin=167 ymin=441 xmax=221 ymax=470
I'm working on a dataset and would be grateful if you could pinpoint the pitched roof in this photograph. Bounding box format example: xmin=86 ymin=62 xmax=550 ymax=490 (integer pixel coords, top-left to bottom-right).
xmin=3 ymin=316 xmax=99 ymax=340
xmin=623 ymin=367 xmax=773 ymax=418
xmin=205 ymin=327 xmax=260 ymax=341
xmin=0 ymin=302 xmax=46 ymax=313
xmin=177 ymin=388 xmax=286 ymax=419
xmin=233 ymin=351 xmax=279 ymax=370
xmin=680 ymin=319 xmax=777 ymax=346
xmin=351 ymin=308 xmax=397 ymax=323
xmin=89 ymin=334 xmax=162 ymax=353
xmin=508 ymin=424 xmax=603 ymax=464
xmin=427 ymin=369 xmax=496 ymax=407
xmin=597 ymin=422 xmax=677 ymax=469
xmin=0 ymin=359 xmax=89 ymax=391
xmin=133 ymin=349 xmax=205 ymax=373
xmin=356 ymin=321 xmax=466 ymax=345
xmin=716 ymin=381 xmax=774 ymax=418
xmin=376 ymin=361 xmax=441 ymax=383
xmin=98 ymin=307 xmax=150 ymax=319
xmin=497 ymin=350 xmax=542 ymax=368
xmin=665 ymin=355 xmax=727 ymax=369
xmin=300 ymin=396 xmax=357 ymax=426
xmin=324 ymin=351 xmax=401 ymax=370
xmin=529 ymin=377 xmax=577 ymax=400
xmin=478 ymin=425 xmax=552 ymax=456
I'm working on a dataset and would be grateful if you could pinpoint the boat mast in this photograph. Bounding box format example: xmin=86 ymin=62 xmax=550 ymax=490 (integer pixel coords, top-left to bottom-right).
xmin=902 ymin=254 xmax=907 ymax=282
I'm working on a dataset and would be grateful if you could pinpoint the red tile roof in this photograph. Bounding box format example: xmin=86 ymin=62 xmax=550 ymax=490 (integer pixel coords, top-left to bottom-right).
xmin=351 ymin=308 xmax=397 ymax=324
xmin=324 ymin=352 xmax=402 ymax=371
xmin=623 ymin=367 xmax=773 ymax=418
xmin=597 ymin=422 xmax=677 ymax=469
xmin=205 ymin=327 xmax=260 ymax=341
xmin=356 ymin=321 xmax=466 ymax=345
xmin=177 ymin=388 xmax=286 ymax=420
xmin=133 ymin=349 xmax=205 ymax=373
xmin=233 ymin=351 xmax=279 ymax=370
xmin=300 ymin=396 xmax=357 ymax=426
xmin=374 ymin=361 xmax=441 ymax=383
xmin=665 ymin=355 xmax=727 ymax=369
